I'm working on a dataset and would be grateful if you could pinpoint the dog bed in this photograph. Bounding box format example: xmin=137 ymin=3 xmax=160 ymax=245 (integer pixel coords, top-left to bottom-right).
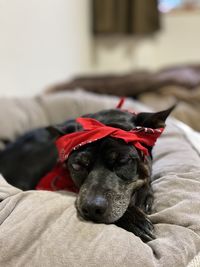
xmin=0 ymin=90 xmax=200 ymax=267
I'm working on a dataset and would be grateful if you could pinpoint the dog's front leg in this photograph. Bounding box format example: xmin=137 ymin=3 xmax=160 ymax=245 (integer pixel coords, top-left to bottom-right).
xmin=114 ymin=205 xmax=155 ymax=242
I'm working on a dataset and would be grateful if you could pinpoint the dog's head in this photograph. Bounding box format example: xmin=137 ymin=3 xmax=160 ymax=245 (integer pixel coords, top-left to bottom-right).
xmin=49 ymin=106 xmax=174 ymax=223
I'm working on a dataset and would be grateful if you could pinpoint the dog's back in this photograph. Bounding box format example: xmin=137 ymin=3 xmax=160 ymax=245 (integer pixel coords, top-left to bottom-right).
xmin=0 ymin=128 xmax=58 ymax=190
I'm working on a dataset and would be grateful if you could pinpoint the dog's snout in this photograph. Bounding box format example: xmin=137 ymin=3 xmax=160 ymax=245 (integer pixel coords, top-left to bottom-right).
xmin=81 ymin=195 xmax=108 ymax=221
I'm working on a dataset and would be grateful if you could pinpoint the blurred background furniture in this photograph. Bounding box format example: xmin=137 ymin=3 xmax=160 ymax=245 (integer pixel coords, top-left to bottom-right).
xmin=47 ymin=64 xmax=200 ymax=131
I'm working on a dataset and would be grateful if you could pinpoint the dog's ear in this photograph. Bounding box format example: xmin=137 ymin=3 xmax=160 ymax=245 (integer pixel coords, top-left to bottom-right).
xmin=46 ymin=126 xmax=65 ymax=139
xmin=134 ymin=105 xmax=176 ymax=128
xmin=46 ymin=120 xmax=82 ymax=139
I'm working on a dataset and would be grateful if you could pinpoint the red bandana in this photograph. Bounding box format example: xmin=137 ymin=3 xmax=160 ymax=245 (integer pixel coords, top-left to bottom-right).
xmin=56 ymin=117 xmax=164 ymax=162
xmin=36 ymin=163 xmax=78 ymax=193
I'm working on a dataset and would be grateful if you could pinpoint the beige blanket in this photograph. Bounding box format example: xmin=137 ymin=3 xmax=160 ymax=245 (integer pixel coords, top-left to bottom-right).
xmin=0 ymin=90 xmax=200 ymax=267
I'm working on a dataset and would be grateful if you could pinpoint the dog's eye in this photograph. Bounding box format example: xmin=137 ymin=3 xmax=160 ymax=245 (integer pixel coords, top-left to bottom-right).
xmin=71 ymin=159 xmax=90 ymax=171
xmin=118 ymin=157 xmax=132 ymax=165
xmin=71 ymin=163 xmax=83 ymax=171
xmin=114 ymin=158 xmax=138 ymax=181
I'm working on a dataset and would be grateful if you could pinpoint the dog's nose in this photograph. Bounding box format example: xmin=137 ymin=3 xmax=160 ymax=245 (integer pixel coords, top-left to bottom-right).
xmin=82 ymin=196 xmax=108 ymax=221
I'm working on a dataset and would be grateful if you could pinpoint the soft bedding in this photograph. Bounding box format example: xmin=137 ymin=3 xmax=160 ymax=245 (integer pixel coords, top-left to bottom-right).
xmin=0 ymin=90 xmax=200 ymax=267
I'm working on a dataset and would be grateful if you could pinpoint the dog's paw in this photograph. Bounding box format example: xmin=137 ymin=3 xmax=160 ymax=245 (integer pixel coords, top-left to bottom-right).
xmin=131 ymin=212 xmax=155 ymax=242
xmin=135 ymin=186 xmax=154 ymax=215
xmin=141 ymin=194 xmax=154 ymax=215
xmin=115 ymin=206 xmax=155 ymax=242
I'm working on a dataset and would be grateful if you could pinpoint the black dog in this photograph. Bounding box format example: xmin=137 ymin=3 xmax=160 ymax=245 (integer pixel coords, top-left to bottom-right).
xmin=0 ymin=107 xmax=174 ymax=242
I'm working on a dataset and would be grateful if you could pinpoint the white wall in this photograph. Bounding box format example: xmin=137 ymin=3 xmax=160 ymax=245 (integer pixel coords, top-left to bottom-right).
xmin=1 ymin=3 xmax=200 ymax=96
xmin=93 ymin=10 xmax=200 ymax=72
xmin=0 ymin=0 xmax=91 ymax=96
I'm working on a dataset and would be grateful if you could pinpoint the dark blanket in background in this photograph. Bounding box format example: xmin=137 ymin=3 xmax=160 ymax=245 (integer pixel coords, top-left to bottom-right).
xmin=46 ymin=65 xmax=200 ymax=131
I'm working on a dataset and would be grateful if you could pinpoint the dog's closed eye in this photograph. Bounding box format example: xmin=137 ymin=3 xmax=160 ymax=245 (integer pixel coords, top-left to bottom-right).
xmin=106 ymin=150 xmax=137 ymax=168
xmin=117 ymin=156 xmax=132 ymax=165
xmin=114 ymin=157 xmax=138 ymax=181
xmin=71 ymin=163 xmax=85 ymax=171
xmin=69 ymin=149 xmax=94 ymax=173
xmin=71 ymin=156 xmax=91 ymax=171
xmin=68 ymin=151 xmax=94 ymax=187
